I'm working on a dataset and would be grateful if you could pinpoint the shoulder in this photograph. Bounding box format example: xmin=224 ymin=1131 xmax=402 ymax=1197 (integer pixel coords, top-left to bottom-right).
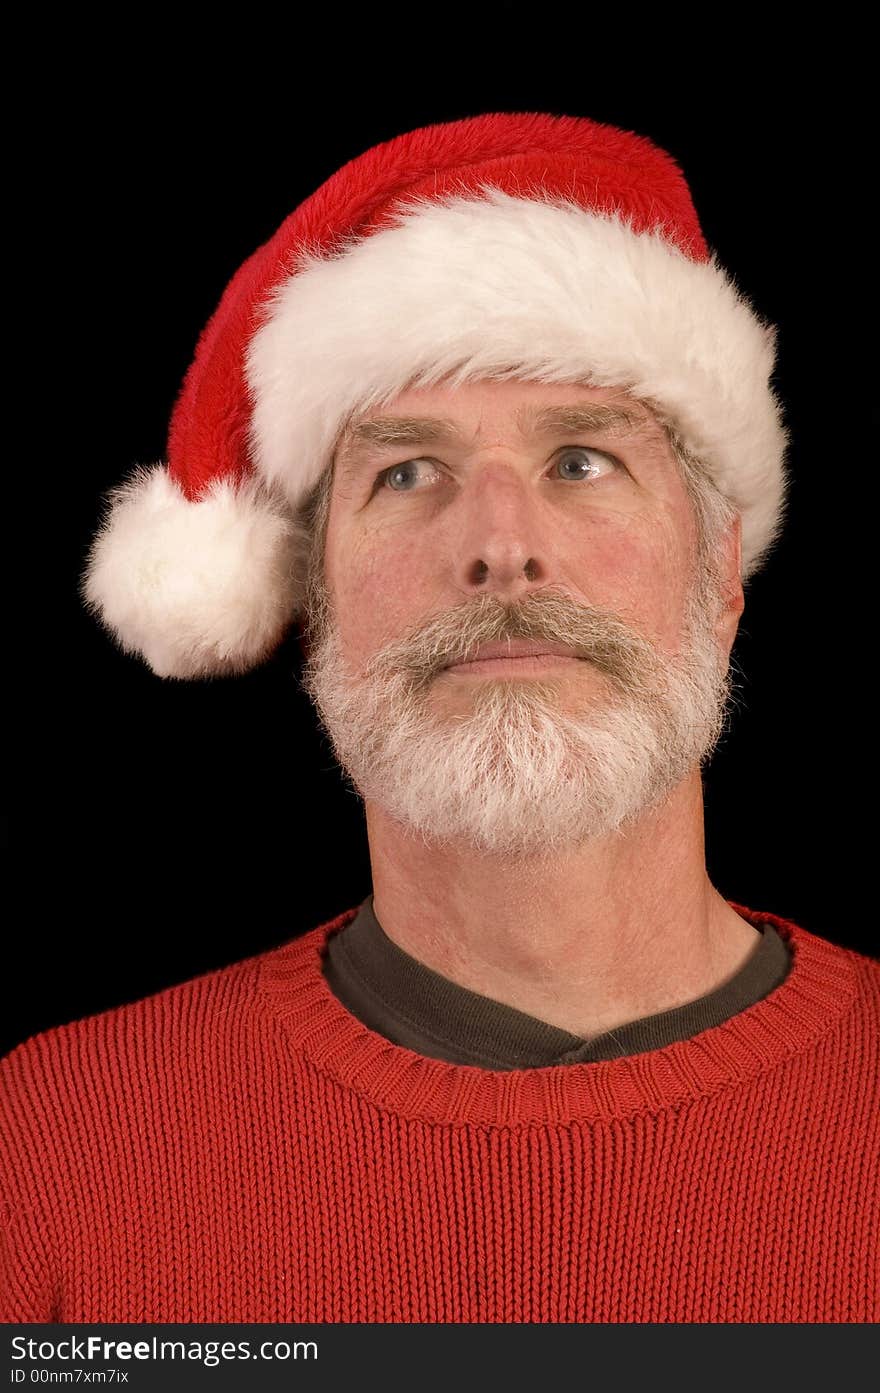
xmin=0 ymin=931 xmax=327 ymax=1151
xmin=0 ymin=907 xmax=355 ymax=1126
xmin=833 ymin=932 xmax=880 ymax=1023
xmin=754 ymin=904 xmax=879 ymax=1041
xmin=3 ymin=943 xmax=262 ymax=1079
xmin=0 ymin=936 xmax=314 ymax=1243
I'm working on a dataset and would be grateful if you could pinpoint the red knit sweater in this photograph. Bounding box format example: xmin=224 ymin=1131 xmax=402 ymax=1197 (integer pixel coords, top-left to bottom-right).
xmin=1 ymin=903 xmax=877 ymax=1324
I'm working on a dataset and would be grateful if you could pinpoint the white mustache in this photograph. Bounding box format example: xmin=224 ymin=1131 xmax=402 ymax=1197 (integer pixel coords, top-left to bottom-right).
xmin=360 ymin=592 xmax=666 ymax=690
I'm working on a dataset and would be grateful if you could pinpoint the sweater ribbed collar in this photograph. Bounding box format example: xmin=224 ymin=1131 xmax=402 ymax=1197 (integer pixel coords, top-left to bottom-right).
xmin=258 ymin=904 xmax=859 ymax=1126
xmin=321 ymin=893 xmax=790 ymax=1068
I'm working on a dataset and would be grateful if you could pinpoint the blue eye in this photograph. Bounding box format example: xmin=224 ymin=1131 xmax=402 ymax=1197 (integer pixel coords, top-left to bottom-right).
xmin=383 ymin=458 xmax=436 ymax=492
xmin=554 ymin=447 xmax=612 ymax=481
xmin=377 ymin=447 xmax=615 ymax=494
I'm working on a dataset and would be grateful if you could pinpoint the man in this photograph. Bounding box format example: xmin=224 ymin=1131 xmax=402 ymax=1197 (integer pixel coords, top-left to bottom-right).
xmin=303 ymin=373 xmax=762 ymax=1047
xmin=2 ymin=111 xmax=877 ymax=1324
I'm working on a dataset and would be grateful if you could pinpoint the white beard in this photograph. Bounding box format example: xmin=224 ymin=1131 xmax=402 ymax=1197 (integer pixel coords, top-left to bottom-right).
xmin=299 ymin=576 xmax=735 ymax=862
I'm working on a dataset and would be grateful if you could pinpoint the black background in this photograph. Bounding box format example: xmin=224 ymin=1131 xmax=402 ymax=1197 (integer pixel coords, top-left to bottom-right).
xmin=9 ymin=44 xmax=875 ymax=1059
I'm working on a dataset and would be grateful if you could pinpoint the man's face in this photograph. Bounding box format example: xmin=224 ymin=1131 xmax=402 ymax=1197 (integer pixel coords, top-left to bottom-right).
xmin=300 ymin=377 xmax=743 ymax=860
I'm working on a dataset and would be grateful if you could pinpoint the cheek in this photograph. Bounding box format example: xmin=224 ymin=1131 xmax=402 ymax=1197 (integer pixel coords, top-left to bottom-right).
xmin=326 ymin=497 xmax=695 ymax=656
xmin=566 ymin=514 xmax=694 ymax=642
xmin=328 ymin=527 xmax=431 ymax=659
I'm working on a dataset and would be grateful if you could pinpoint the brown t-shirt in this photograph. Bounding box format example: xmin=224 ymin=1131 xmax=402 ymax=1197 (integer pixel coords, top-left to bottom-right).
xmin=322 ymin=893 xmax=792 ymax=1069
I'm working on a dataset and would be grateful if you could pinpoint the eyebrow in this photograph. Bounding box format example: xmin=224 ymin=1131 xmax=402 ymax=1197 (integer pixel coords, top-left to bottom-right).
xmin=335 ymin=401 xmax=663 ymax=485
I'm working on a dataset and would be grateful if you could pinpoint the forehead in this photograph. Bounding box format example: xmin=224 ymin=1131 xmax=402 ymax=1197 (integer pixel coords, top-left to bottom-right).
xmin=334 ymin=378 xmax=669 ymax=476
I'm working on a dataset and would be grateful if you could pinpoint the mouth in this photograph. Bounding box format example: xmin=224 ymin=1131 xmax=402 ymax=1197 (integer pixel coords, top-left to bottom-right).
xmin=442 ymin=641 xmax=585 ymax=676
xmin=444 ymin=655 xmax=585 ymax=676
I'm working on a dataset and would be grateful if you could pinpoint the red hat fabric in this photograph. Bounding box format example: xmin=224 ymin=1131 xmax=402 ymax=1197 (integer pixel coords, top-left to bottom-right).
xmin=80 ymin=110 xmax=789 ymax=680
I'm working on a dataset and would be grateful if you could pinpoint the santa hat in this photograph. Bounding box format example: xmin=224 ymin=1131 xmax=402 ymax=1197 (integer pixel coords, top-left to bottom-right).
xmin=80 ymin=111 xmax=790 ymax=680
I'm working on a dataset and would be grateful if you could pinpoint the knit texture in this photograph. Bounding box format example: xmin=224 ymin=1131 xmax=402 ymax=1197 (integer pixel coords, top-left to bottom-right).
xmin=1 ymin=903 xmax=877 ymax=1324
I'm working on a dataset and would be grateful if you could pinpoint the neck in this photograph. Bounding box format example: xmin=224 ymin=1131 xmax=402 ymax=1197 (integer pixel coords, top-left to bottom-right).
xmin=364 ymin=770 xmax=760 ymax=1040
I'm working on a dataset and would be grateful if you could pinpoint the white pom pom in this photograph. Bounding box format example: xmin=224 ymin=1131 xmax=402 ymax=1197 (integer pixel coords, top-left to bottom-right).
xmin=80 ymin=465 xmax=304 ymax=679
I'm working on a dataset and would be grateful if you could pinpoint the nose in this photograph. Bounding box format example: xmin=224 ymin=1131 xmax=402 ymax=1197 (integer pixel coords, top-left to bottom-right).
xmin=453 ymin=462 xmax=549 ymax=597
